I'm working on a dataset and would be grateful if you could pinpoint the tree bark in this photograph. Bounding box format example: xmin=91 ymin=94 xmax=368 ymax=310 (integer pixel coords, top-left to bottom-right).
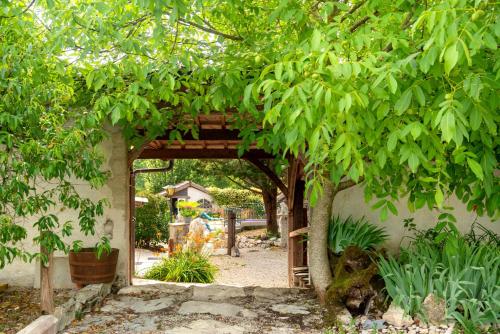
xmin=262 ymin=185 xmax=278 ymax=236
xmin=309 ymin=180 xmax=336 ymax=304
xmin=40 ymin=245 xmax=54 ymax=314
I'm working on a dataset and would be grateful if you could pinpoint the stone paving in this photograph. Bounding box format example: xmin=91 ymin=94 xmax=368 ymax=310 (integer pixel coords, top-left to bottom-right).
xmin=62 ymin=282 xmax=324 ymax=334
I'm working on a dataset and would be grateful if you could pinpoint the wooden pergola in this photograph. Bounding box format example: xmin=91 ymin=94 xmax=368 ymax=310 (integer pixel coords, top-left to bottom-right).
xmin=128 ymin=114 xmax=308 ymax=287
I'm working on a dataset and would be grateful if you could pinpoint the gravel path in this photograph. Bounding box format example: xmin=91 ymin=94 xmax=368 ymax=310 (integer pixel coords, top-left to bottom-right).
xmin=210 ymin=246 xmax=288 ymax=288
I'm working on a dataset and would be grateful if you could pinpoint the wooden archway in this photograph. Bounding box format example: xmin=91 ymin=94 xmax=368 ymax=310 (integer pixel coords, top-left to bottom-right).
xmin=128 ymin=114 xmax=308 ymax=287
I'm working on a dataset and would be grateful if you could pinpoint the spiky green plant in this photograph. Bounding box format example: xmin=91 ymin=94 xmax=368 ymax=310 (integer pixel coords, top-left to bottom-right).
xmin=327 ymin=216 xmax=388 ymax=254
xmin=379 ymin=232 xmax=500 ymax=333
xmin=144 ymin=251 xmax=217 ymax=283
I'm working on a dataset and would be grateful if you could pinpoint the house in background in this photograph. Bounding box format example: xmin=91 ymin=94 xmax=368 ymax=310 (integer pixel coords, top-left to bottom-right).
xmin=158 ymin=181 xmax=213 ymax=216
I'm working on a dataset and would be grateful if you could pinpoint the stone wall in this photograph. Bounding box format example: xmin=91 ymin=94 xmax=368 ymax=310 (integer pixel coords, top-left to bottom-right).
xmin=0 ymin=126 xmax=130 ymax=288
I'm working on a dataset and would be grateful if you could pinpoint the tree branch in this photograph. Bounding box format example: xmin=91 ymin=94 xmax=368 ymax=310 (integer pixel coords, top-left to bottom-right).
xmin=246 ymin=157 xmax=288 ymax=198
xmin=176 ymin=18 xmax=243 ymax=41
xmin=0 ymin=0 xmax=36 ymax=19
xmin=225 ymin=176 xmax=262 ymax=195
xmin=340 ymin=1 xmax=366 ymax=23
xmin=337 ymin=177 xmax=365 ymax=192
xmin=350 ymin=16 xmax=370 ymax=33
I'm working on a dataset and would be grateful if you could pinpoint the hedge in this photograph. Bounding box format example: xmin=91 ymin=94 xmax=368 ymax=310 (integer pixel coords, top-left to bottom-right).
xmin=207 ymin=187 xmax=262 ymax=208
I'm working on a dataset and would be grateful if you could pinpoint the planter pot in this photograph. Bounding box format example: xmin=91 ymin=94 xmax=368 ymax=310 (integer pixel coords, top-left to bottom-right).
xmin=69 ymin=248 xmax=119 ymax=286
xmin=183 ymin=216 xmax=192 ymax=224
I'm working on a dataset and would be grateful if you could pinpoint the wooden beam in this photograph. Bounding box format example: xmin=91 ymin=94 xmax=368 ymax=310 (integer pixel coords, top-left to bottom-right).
xmin=138 ymin=148 xmax=274 ymax=160
xmin=153 ymin=129 xmax=242 ymax=141
xmin=246 ymin=157 xmax=288 ymax=199
xmin=289 ymin=226 xmax=309 ymax=238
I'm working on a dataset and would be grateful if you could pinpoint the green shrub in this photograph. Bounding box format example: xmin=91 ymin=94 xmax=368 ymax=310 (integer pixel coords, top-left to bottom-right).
xmin=143 ymin=251 xmax=217 ymax=283
xmin=327 ymin=216 xmax=388 ymax=254
xmin=378 ymin=225 xmax=500 ymax=332
xmin=207 ymin=187 xmax=262 ymax=208
xmin=135 ymin=194 xmax=169 ymax=248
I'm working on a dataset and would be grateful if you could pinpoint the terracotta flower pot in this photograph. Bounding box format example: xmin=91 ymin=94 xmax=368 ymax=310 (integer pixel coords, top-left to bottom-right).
xmin=69 ymin=248 xmax=119 ymax=287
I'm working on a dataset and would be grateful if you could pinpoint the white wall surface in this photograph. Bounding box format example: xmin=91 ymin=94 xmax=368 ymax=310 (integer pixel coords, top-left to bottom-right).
xmin=0 ymin=126 xmax=130 ymax=288
xmin=332 ymin=185 xmax=499 ymax=252
xmin=187 ymin=187 xmax=213 ymax=204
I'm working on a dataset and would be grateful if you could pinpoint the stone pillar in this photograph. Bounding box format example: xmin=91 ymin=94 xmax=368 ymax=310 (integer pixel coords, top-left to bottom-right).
xmin=278 ymin=202 xmax=288 ymax=248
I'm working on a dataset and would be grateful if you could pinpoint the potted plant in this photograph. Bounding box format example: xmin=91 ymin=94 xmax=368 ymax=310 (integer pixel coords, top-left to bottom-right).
xmin=177 ymin=201 xmax=200 ymax=224
xmin=68 ymin=243 xmax=119 ymax=288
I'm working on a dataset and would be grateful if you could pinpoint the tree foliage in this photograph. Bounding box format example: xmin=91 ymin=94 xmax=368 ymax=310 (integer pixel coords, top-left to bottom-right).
xmin=208 ymin=187 xmax=262 ymax=208
xmin=134 ymin=159 xmax=231 ymax=194
xmin=1 ymin=0 xmax=498 ymax=271
xmin=0 ymin=2 xmax=109 ymax=268
xmin=135 ymin=194 xmax=169 ymax=248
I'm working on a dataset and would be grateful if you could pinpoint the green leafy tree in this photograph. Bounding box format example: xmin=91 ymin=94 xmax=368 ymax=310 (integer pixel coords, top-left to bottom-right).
xmin=0 ymin=2 xmax=109 ymax=313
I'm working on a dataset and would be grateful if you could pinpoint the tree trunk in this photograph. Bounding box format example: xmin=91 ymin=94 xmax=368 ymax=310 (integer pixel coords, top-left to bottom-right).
xmin=309 ymin=180 xmax=335 ymax=304
xmin=262 ymin=185 xmax=278 ymax=236
xmin=40 ymin=245 xmax=54 ymax=314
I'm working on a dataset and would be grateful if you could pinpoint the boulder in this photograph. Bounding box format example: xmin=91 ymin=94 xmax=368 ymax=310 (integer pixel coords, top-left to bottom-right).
xmin=382 ymin=303 xmax=413 ymax=327
xmin=335 ymin=307 xmax=353 ymax=326
xmin=422 ymin=293 xmax=446 ymax=325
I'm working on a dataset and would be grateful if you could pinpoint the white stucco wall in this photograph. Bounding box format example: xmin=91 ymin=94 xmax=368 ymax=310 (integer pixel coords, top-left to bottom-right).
xmin=0 ymin=126 xmax=130 ymax=288
xmin=186 ymin=187 xmax=213 ymax=204
xmin=332 ymin=185 xmax=499 ymax=252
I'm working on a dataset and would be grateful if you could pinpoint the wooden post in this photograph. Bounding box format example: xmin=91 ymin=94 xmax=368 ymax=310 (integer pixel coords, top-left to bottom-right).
xmin=227 ymin=210 xmax=236 ymax=255
xmin=129 ymin=170 xmax=135 ymax=284
xmin=40 ymin=244 xmax=54 ymax=314
xmin=287 ymin=158 xmax=306 ymax=287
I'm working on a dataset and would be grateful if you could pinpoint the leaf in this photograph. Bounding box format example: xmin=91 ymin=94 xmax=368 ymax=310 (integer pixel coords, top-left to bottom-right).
xmin=444 ymin=43 xmax=459 ymax=75
xmin=458 ymin=38 xmax=472 ymax=66
xmin=413 ymin=85 xmax=426 ymax=106
xmin=243 ymin=83 xmax=254 ymax=107
xmin=111 ymin=106 xmax=121 ymax=125
xmin=275 ymin=63 xmax=283 ymax=81
xmin=440 ymin=111 xmax=456 ymax=143
xmin=395 ymin=89 xmax=412 ymax=114
xmin=435 ymin=187 xmax=444 ymax=207
xmin=388 ymin=74 xmax=397 ymax=94
xmin=387 ymin=132 xmax=398 ymax=152
xmin=311 ymin=29 xmax=321 ymax=52
xmin=467 ymin=158 xmax=484 ymax=180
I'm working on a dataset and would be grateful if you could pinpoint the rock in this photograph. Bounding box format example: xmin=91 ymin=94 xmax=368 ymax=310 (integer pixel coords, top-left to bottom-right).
xmin=118 ymin=283 xmax=189 ymax=296
xmin=422 ymin=293 xmax=446 ymax=326
xmin=178 ymin=301 xmax=256 ymax=318
xmin=382 ymin=303 xmax=413 ymax=327
xmin=362 ymin=319 xmax=386 ymax=330
xmin=166 ymin=319 xmax=246 ymax=334
xmin=192 ymin=284 xmax=245 ymax=301
xmin=253 ymin=287 xmax=298 ymax=301
xmin=271 ymin=304 xmax=310 ymax=315
xmin=101 ymin=297 xmax=175 ymax=313
xmin=335 ymin=307 xmax=353 ymax=325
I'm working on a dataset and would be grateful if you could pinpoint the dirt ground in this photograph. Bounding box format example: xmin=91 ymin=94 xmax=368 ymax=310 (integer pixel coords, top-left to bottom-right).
xmin=210 ymin=246 xmax=288 ymax=288
xmin=0 ymin=287 xmax=73 ymax=334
